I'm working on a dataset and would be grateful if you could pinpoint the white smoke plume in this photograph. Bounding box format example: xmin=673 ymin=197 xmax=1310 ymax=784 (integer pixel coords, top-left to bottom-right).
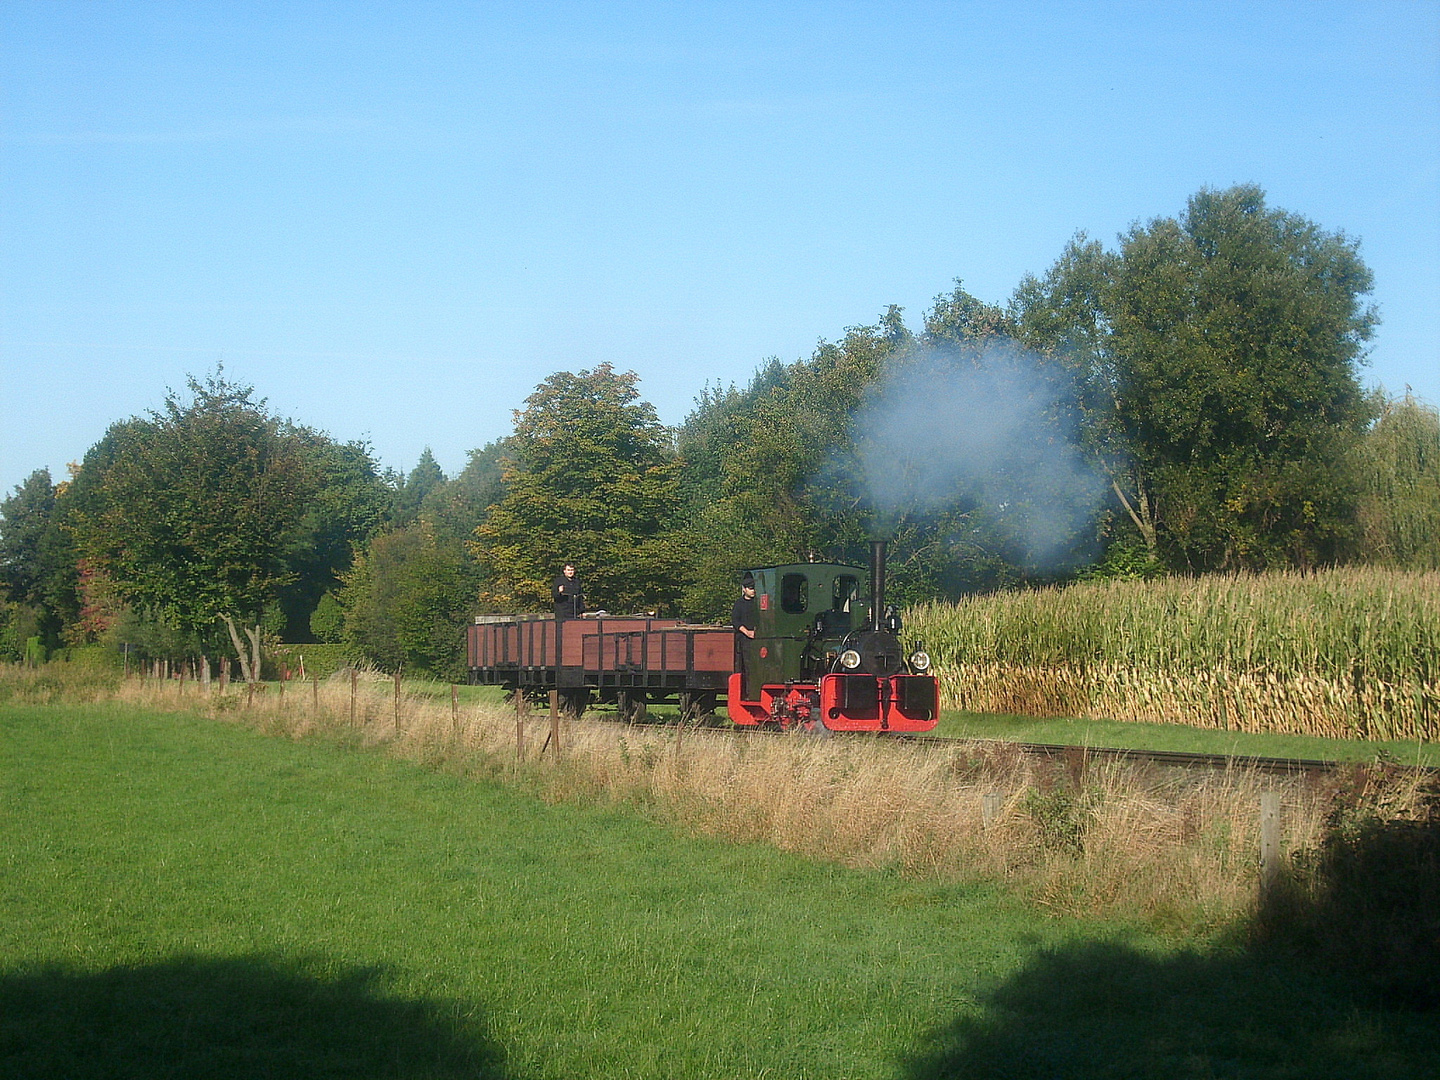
xmin=853 ymin=340 xmax=1106 ymax=570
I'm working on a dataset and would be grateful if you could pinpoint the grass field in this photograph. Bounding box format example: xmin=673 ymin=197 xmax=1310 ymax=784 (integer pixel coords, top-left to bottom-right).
xmin=5 ymin=700 xmax=1439 ymax=1078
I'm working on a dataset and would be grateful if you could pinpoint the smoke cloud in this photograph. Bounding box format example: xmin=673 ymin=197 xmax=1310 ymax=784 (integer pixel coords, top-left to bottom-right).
xmin=853 ymin=341 xmax=1106 ymax=570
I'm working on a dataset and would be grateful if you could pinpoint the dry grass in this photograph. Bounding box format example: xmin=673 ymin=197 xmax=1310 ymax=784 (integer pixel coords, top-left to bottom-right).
xmin=6 ymin=664 xmax=1422 ymax=936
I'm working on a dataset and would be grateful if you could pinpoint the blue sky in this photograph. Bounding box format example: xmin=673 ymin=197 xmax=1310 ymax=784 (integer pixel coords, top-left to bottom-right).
xmin=3 ymin=1 xmax=1437 ymax=496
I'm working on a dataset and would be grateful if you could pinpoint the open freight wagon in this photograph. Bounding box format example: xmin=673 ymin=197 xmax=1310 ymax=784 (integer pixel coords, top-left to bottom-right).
xmin=466 ymin=614 xmax=733 ymax=723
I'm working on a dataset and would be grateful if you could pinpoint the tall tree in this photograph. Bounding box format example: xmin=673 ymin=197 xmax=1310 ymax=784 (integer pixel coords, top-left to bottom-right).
xmin=0 ymin=470 xmax=58 ymax=611
xmin=1013 ymin=185 xmax=1377 ymax=571
xmin=68 ymin=372 xmax=386 ymax=655
xmin=473 ymin=365 xmax=683 ymax=613
xmin=391 ymin=447 xmax=447 ymax=526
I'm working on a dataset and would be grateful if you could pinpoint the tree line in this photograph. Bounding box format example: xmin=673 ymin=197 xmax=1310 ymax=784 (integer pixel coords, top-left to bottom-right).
xmin=3 ymin=185 xmax=1437 ymax=679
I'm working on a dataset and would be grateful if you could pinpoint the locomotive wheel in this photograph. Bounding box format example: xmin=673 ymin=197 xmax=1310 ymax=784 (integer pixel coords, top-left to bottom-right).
xmin=616 ymin=690 xmax=648 ymax=725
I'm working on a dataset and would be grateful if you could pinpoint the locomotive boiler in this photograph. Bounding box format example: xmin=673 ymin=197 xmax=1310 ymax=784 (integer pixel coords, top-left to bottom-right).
xmin=465 ymin=540 xmax=938 ymax=733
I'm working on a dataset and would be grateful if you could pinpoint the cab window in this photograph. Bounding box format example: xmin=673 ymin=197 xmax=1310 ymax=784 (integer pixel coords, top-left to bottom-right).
xmin=833 ymin=575 xmax=859 ymax=612
xmin=780 ymin=573 xmax=809 ymax=613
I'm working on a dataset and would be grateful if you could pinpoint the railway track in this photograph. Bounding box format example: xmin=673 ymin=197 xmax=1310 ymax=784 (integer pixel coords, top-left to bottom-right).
xmin=600 ymin=706 xmax=1435 ymax=776
xmin=926 ymin=735 xmax=1360 ymax=776
xmin=676 ymin=715 xmax=1433 ymax=776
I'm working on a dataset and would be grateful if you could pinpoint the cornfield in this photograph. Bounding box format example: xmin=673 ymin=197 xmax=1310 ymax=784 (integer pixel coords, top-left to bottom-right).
xmin=907 ymin=567 xmax=1440 ymax=742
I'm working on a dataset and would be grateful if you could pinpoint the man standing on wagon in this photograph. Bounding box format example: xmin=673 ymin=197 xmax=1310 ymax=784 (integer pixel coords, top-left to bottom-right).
xmin=731 ymin=573 xmax=757 ymax=699
xmin=553 ymin=562 xmax=585 ymax=620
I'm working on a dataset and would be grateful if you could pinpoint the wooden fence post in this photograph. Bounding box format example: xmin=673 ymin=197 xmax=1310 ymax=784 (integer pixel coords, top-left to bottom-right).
xmin=1260 ymin=791 xmax=1282 ymax=893
xmin=394 ymin=667 xmax=402 ymax=733
xmin=549 ymin=690 xmax=560 ymax=755
xmin=515 ymin=690 xmax=525 ymax=763
xmin=982 ymin=792 xmax=1003 ymax=829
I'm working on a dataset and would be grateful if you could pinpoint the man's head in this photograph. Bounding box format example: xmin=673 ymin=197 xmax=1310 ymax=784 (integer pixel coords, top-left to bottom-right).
xmin=741 ymin=573 xmax=755 ymax=596
xmin=563 ymin=564 xmax=576 ymax=578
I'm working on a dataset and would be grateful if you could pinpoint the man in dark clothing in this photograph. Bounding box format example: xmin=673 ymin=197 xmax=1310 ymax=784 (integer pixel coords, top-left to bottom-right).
xmin=553 ymin=563 xmax=584 ymax=619
xmin=731 ymin=573 xmax=757 ymax=699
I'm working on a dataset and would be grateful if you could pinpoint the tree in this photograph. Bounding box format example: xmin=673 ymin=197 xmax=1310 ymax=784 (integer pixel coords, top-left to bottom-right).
xmin=1351 ymin=392 xmax=1440 ymax=569
xmin=391 ymin=447 xmax=446 ymax=526
xmin=340 ymin=522 xmax=480 ymax=678
xmin=68 ymin=371 xmax=385 ymax=659
xmin=473 ymin=365 xmax=683 ymax=613
xmin=1013 ymin=185 xmax=1377 ymax=571
xmin=273 ymin=432 xmax=390 ymax=640
xmin=0 ymin=470 xmax=63 ymax=642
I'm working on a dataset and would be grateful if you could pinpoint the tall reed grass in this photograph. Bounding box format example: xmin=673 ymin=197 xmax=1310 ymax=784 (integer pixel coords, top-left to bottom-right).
xmin=7 ymin=661 xmax=1428 ymax=936
xmin=907 ymin=567 xmax=1440 ymax=741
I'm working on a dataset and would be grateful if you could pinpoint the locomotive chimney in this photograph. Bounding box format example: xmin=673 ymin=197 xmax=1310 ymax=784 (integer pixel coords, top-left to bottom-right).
xmin=869 ymin=539 xmax=887 ymax=632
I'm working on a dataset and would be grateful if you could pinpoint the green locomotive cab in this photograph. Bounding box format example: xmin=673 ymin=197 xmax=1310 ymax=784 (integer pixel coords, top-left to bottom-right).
xmin=729 ymin=542 xmax=938 ymax=731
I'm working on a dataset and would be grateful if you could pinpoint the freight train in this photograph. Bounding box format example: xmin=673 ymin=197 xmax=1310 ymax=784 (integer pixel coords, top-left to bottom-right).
xmin=466 ymin=541 xmax=939 ymax=733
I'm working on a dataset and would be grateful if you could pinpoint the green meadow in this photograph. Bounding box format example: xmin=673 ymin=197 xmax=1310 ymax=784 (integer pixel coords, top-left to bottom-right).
xmin=4 ymin=702 xmax=1437 ymax=1079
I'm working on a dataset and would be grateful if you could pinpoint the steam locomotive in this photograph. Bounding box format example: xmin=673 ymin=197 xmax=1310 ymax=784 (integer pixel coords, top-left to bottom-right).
xmin=465 ymin=540 xmax=938 ymax=733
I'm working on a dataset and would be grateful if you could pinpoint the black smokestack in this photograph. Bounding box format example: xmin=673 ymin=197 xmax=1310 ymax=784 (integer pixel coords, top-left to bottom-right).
xmin=869 ymin=539 xmax=887 ymax=632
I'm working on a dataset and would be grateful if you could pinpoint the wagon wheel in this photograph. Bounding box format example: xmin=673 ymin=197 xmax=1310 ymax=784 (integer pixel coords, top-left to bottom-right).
xmin=616 ymin=690 xmax=648 ymax=725
xmin=559 ymin=688 xmax=591 ymax=718
xmin=679 ymin=691 xmax=718 ymax=726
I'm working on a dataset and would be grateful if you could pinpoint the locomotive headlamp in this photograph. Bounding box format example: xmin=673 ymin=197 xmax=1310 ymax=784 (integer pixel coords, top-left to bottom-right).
xmin=839 ymin=649 xmax=861 ymax=670
xmin=910 ymin=650 xmax=931 ymax=672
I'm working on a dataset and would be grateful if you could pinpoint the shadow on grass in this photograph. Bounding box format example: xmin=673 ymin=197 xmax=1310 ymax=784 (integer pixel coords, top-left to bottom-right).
xmin=903 ymin=939 xmax=1440 ymax=1079
xmin=906 ymin=815 xmax=1440 ymax=1079
xmin=0 ymin=954 xmax=514 ymax=1079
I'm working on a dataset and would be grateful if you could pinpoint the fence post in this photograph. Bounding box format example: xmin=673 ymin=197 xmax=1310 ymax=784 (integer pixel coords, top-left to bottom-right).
xmin=515 ymin=690 xmax=525 ymax=763
xmin=394 ymin=667 xmax=402 ymax=733
xmin=549 ymin=690 xmax=560 ymax=755
xmin=1260 ymin=791 xmax=1282 ymax=893
xmin=982 ymin=792 xmax=1003 ymax=829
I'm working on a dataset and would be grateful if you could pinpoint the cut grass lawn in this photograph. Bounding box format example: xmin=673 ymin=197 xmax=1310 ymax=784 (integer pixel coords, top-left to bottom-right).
xmin=932 ymin=710 xmax=1440 ymax=767
xmin=4 ymin=702 xmax=1436 ymax=1078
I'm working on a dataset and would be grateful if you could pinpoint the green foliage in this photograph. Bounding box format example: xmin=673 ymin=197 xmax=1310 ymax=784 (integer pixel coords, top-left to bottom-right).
xmin=341 ymin=521 xmax=480 ymax=678
xmin=0 ymin=469 xmax=70 ymax=646
xmin=0 ymin=600 xmax=43 ymax=663
xmin=675 ymin=289 xmax=1087 ymax=618
xmin=273 ymin=432 xmax=391 ymax=641
xmin=1013 ymin=185 xmax=1377 ymax=572
xmin=390 ymin=446 xmax=446 ymax=526
xmin=1352 ymin=393 xmax=1440 ymax=569
xmin=473 ymin=364 xmax=683 ymax=613
xmin=66 ymin=371 xmax=387 ymax=652
xmin=308 ymin=591 xmax=344 ymax=643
